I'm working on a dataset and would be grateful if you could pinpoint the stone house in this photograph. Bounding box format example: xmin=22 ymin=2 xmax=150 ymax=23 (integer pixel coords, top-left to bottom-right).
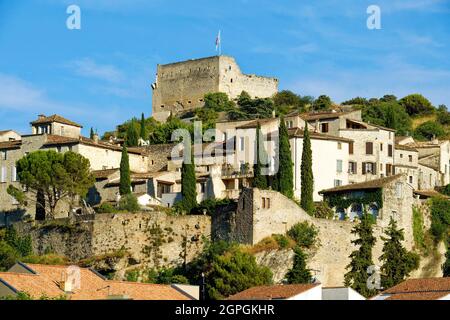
xmin=288 ymin=127 xmax=352 ymax=201
xmin=319 ymin=174 xmax=413 ymax=232
xmin=394 ymin=144 xmax=419 ymax=189
xmin=402 ymin=139 xmax=450 ymax=187
xmin=0 ymin=130 xmax=21 ymax=142
xmin=0 ymin=115 xmax=149 ymax=221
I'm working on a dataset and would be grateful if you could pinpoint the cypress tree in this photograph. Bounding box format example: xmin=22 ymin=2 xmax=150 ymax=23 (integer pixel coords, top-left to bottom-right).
xmin=253 ymin=123 xmax=268 ymax=189
xmin=126 ymin=121 xmax=139 ymax=147
xmin=277 ymin=118 xmax=294 ymax=198
xmin=90 ymin=127 xmax=95 ymax=140
xmin=285 ymin=246 xmax=313 ymax=284
xmin=344 ymin=211 xmax=377 ymax=298
xmin=380 ymin=217 xmax=419 ymax=289
xmin=300 ymin=125 xmax=314 ymax=213
xmin=140 ymin=113 xmax=146 ymax=140
xmin=119 ymin=144 xmax=131 ymax=195
xmin=180 ymin=150 xmax=197 ymax=213
xmin=442 ymin=238 xmax=450 ymax=277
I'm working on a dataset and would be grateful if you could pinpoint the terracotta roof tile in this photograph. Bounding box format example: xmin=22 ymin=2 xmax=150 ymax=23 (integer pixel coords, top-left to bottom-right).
xmin=320 ymin=174 xmax=404 ymax=194
xmin=0 ymin=263 xmax=192 ymax=300
xmin=380 ymin=278 xmax=450 ymax=300
xmin=92 ymin=168 xmax=119 ymax=179
xmin=227 ymin=284 xmax=319 ymax=300
xmin=31 ymin=115 xmax=83 ymax=128
xmin=288 ymin=127 xmax=353 ymax=143
xmin=395 ymin=144 xmax=418 ymax=152
xmin=0 ymin=140 xmax=22 ymax=150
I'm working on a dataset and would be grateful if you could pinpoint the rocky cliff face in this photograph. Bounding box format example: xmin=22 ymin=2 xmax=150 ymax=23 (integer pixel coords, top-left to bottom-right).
xmin=254 ymin=249 xmax=294 ymax=284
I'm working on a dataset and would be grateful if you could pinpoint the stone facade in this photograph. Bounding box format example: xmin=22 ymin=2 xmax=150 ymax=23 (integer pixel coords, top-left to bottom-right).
xmin=151 ymin=56 xmax=278 ymax=122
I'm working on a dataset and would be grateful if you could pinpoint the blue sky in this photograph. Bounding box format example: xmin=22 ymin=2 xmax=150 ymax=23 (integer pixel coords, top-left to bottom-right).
xmin=0 ymin=0 xmax=449 ymax=136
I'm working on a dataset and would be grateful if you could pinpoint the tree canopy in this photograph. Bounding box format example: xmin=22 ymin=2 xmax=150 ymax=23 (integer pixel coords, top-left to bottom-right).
xmin=399 ymin=94 xmax=434 ymax=116
xmin=8 ymin=150 xmax=94 ymax=218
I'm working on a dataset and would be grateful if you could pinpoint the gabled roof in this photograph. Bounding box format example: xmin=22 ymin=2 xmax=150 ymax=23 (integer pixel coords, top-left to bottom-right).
xmin=0 ymin=263 xmax=193 ymax=300
xmin=235 ymin=117 xmax=278 ymax=129
xmin=92 ymin=168 xmax=119 ymax=179
xmin=320 ymin=174 xmax=404 ymax=194
xmin=377 ymin=277 xmax=450 ymax=300
xmin=288 ymin=127 xmax=353 ymax=143
xmin=30 ymin=115 xmax=83 ymax=128
xmin=43 ymin=135 xmax=146 ymax=155
xmin=395 ymin=144 xmax=418 ymax=152
xmin=296 ymin=111 xmax=352 ymax=121
xmin=227 ymin=284 xmax=320 ymax=300
xmin=0 ymin=140 xmax=22 ymax=150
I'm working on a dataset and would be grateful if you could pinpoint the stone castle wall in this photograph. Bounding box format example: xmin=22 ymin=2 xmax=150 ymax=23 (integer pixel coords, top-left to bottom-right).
xmin=152 ymin=56 xmax=278 ymax=122
xmin=13 ymin=212 xmax=211 ymax=276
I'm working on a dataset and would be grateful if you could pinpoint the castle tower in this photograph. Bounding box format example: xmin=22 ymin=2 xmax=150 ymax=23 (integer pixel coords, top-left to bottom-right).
xmin=151 ymin=56 xmax=278 ymax=122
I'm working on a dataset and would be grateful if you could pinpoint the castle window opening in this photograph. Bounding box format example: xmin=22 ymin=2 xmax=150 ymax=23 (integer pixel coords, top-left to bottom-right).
xmin=230 ymin=78 xmax=233 ymax=83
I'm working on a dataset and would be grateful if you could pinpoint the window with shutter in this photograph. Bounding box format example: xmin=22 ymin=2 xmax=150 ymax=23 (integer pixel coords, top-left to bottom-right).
xmin=388 ymin=144 xmax=393 ymax=157
xmin=349 ymin=142 xmax=354 ymax=155
xmin=366 ymin=142 xmax=373 ymax=155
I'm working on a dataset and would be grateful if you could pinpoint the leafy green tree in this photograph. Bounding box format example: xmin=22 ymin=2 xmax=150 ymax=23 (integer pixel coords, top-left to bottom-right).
xmin=285 ymin=246 xmax=313 ymax=284
xmin=437 ymin=105 xmax=450 ymax=125
xmin=90 ymin=127 xmax=95 ymax=139
xmin=126 ymin=120 xmax=140 ymax=147
xmin=312 ymin=95 xmax=332 ymax=111
xmin=342 ymin=97 xmax=369 ymax=106
xmin=4 ymin=227 xmax=32 ymax=257
xmin=8 ymin=151 xmax=94 ymax=218
xmin=362 ymin=101 xmax=412 ymax=135
xmin=118 ymin=194 xmax=140 ymax=212
xmin=229 ymin=91 xmax=275 ymax=120
xmin=149 ymin=117 xmax=193 ymax=144
xmin=119 ymin=144 xmax=131 ymax=195
xmin=0 ymin=242 xmax=19 ymax=271
xmin=344 ymin=211 xmax=377 ymax=298
xmin=180 ymin=152 xmax=197 ymax=213
xmin=380 ymin=94 xmax=397 ymax=102
xmin=277 ymin=118 xmax=294 ymax=198
xmin=414 ymin=121 xmax=446 ymax=141
xmin=287 ymin=222 xmax=318 ymax=248
xmin=253 ymin=123 xmax=268 ymax=189
xmin=380 ymin=217 xmax=420 ymax=289
xmin=273 ymin=90 xmax=312 ymax=114
xmin=204 ymin=92 xmax=235 ymax=112
xmin=205 ymin=245 xmax=273 ymax=300
xmin=399 ymin=94 xmax=434 ymax=116
xmin=300 ymin=126 xmax=314 ymax=213
xmin=140 ymin=113 xmax=147 ymax=140
xmin=430 ymin=197 xmax=450 ymax=241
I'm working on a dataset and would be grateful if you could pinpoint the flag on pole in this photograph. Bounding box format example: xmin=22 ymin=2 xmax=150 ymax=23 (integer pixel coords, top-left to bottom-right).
xmin=215 ymin=30 xmax=221 ymax=55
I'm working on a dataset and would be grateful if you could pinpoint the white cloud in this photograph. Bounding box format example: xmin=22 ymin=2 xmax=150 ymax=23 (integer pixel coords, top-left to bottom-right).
xmin=68 ymin=58 xmax=124 ymax=83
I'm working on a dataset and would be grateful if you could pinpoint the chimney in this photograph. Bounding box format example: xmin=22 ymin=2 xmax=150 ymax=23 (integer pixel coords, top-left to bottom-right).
xmin=59 ymin=272 xmax=73 ymax=293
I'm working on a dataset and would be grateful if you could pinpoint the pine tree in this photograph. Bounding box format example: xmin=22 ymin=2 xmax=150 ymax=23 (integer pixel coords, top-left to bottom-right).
xmin=126 ymin=121 xmax=139 ymax=147
xmin=380 ymin=217 xmax=419 ymax=289
xmin=140 ymin=113 xmax=147 ymax=140
xmin=119 ymin=144 xmax=131 ymax=195
xmin=252 ymin=123 xmax=268 ymax=189
xmin=90 ymin=127 xmax=95 ymax=140
xmin=300 ymin=125 xmax=314 ymax=213
xmin=443 ymin=237 xmax=450 ymax=277
xmin=180 ymin=151 xmax=197 ymax=213
xmin=285 ymin=246 xmax=313 ymax=284
xmin=344 ymin=211 xmax=377 ymax=298
xmin=277 ymin=118 xmax=294 ymax=198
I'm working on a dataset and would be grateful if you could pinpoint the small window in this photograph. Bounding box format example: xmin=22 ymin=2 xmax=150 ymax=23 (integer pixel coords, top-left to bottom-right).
xmin=240 ymin=137 xmax=245 ymax=151
xmin=349 ymin=161 xmax=357 ymax=174
xmin=408 ymin=155 xmax=413 ymax=162
xmin=334 ymin=179 xmax=342 ymax=187
xmin=349 ymin=142 xmax=354 ymax=155
xmin=366 ymin=142 xmax=373 ymax=155
xmin=400 ymin=154 xmax=403 ymax=158
xmin=380 ymin=143 xmax=383 ymax=151
xmin=201 ymin=182 xmax=207 ymax=193
xmin=337 ymin=142 xmax=342 ymax=150
xmin=1 ymin=150 xmax=6 ymax=160
xmin=1 ymin=166 xmax=7 ymax=183
xmin=230 ymin=78 xmax=233 ymax=83
xmin=321 ymin=123 xmax=329 ymax=133
xmin=336 ymin=160 xmax=343 ymax=173
xmin=11 ymin=166 xmax=17 ymax=182
xmin=388 ymin=144 xmax=393 ymax=157
xmin=409 ymin=176 xmax=413 ymax=184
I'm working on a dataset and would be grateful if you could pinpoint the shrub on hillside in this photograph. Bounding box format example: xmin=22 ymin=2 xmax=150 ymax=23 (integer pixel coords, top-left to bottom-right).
xmin=399 ymin=94 xmax=434 ymax=116
xmin=287 ymin=222 xmax=318 ymax=248
xmin=118 ymin=194 xmax=140 ymax=212
xmin=414 ymin=121 xmax=446 ymax=141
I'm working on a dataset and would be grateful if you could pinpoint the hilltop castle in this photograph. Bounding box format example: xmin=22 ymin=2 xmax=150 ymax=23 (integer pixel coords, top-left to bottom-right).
xmin=151 ymin=55 xmax=279 ymax=122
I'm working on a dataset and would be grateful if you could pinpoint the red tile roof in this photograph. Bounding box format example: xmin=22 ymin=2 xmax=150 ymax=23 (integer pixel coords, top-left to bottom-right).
xmin=227 ymin=284 xmax=319 ymax=300
xmin=0 ymin=263 xmax=193 ymax=300
xmin=31 ymin=115 xmax=83 ymax=128
xmin=380 ymin=277 xmax=450 ymax=300
xmin=0 ymin=140 xmax=22 ymax=150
